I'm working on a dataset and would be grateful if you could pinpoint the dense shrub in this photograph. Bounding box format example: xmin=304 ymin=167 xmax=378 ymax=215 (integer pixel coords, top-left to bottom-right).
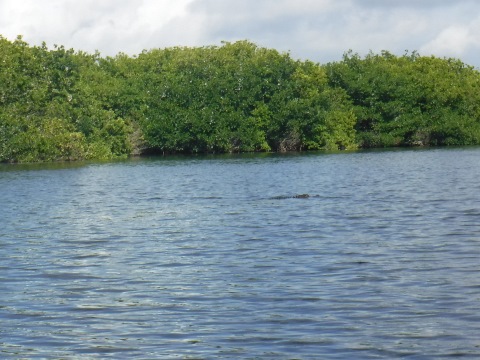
xmin=1 ymin=35 xmax=479 ymax=162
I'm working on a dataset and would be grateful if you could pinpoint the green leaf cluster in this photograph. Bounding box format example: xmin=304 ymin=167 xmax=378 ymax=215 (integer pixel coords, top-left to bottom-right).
xmin=0 ymin=36 xmax=132 ymax=162
xmin=122 ymin=41 xmax=356 ymax=154
xmin=1 ymin=35 xmax=480 ymax=162
xmin=325 ymin=50 xmax=480 ymax=147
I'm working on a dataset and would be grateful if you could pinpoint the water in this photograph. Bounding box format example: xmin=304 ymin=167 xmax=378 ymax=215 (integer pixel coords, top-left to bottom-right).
xmin=1 ymin=148 xmax=480 ymax=359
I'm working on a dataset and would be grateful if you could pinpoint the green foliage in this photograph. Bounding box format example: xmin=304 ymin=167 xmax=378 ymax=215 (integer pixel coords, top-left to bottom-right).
xmin=0 ymin=35 xmax=134 ymax=162
xmin=273 ymin=62 xmax=357 ymax=151
xmin=1 ymin=35 xmax=480 ymax=162
xmin=326 ymin=50 xmax=480 ymax=147
xmin=131 ymin=41 xmax=356 ymax=154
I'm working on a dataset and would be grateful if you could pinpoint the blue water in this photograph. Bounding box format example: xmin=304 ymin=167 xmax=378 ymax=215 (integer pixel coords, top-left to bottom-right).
xmin=1 ymin=148 xmax=480 ymax=359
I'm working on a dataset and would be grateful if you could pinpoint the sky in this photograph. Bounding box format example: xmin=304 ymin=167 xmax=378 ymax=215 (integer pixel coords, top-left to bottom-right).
xmin=0 ymin=0 xmax=479 ymax=68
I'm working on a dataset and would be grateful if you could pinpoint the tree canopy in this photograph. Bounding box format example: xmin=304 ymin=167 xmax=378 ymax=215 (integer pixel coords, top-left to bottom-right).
xmin=326 ymin=50 xmax=480 ymax=147
xmin=1 ymin=36 xmax=479 ymax=162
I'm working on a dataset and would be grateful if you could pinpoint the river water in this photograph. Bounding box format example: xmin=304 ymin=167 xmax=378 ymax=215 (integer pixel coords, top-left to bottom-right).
xmin=1 ymin=148 xmax=480 ymax=359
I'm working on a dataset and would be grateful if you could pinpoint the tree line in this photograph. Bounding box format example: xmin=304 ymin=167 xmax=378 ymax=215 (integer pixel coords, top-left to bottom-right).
xmin=1 ymin=35 xmax=479 ymax=162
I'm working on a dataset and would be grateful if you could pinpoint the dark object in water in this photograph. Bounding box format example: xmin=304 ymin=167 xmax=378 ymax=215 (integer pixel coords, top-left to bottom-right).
xmin=270 ymin=194 xmax=310 ymax=200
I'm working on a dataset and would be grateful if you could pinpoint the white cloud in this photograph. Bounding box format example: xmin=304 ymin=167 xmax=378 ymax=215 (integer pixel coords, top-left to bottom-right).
xmin=0 ymin=0 xmax=479 ymax=67
xmin=137 ymin=0 xmax=193 ymax=29
xmin=420 ymin=16 xmax=480 ymax=64
xmin=421 ymin=26 xmax=470 ymax=58
xmin=355 ymin=0 xmax=462 ymax=8
xmin=0 ymin=0 xmax=196 ymax=54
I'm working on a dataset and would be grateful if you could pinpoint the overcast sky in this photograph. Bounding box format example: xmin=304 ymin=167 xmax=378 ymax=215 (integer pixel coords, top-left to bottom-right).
xmin=1 ymin=0 xmax=479 ymax=68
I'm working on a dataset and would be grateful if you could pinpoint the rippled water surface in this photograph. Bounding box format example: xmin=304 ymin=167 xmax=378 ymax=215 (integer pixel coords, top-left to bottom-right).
xmin=1 ymin=148 xmax=480 ymax=359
